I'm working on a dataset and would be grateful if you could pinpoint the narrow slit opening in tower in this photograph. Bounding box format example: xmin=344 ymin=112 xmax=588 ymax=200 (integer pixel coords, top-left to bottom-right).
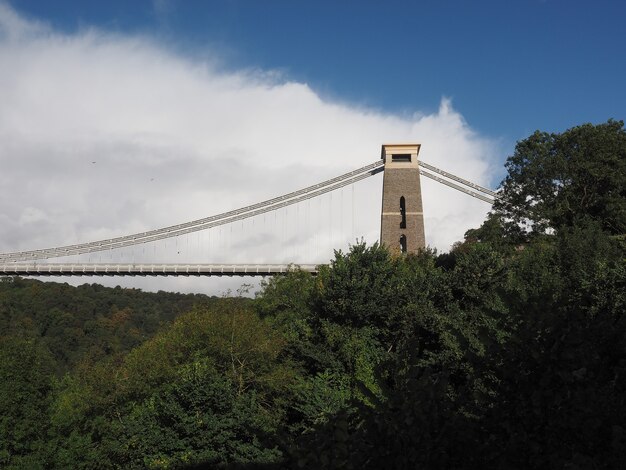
xmin=400 ymin=235 xmax=407 ymax=254
xmin=392 ymin=154 xmax=412 ymax=162
xmin=400 ymin=196 xmax=406 ymax=229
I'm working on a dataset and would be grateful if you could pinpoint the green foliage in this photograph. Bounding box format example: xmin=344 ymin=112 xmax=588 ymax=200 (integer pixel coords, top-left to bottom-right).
xmin=288 ymin=227 xmax=626 ymax=469
xmin=256 ymin=243 xmax=510 ymax=469
xmin=120 ymin=360 xmax=282 ymax=469
xmin=0 ymin=337 xmax=54 ymax=469
xmin=48 ymin=300 xmax=292 ymax=468
xmin=461 ymin=213 xmax=517 ymax=256
xmin=314 ymin=243 xmax=400 ymax=334
xmin=476 ymin=224 xmax=626 ymax=468
xmin=289 ymin=370 xmax=351 ymax=433
xmin=0 ymin=278 xmax=216 ymax=374
xmin=495 ymin=119 xmax=626 ymax=238
xmin=256 ymin=270 xmax=316 ymax=344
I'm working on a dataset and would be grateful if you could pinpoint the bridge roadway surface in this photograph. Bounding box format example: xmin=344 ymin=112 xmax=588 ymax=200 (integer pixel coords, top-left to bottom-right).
xmin=0 ymin=263 xmax=320 ymax=277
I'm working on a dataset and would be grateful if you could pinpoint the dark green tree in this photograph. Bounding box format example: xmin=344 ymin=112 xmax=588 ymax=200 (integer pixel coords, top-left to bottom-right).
xmin=495 ymin=119 xmax=626 ymax=238
xmin=476 ymin=223 xmax=626 ymax=468
xmin=0 ymin=337 xmax=55 ymax=469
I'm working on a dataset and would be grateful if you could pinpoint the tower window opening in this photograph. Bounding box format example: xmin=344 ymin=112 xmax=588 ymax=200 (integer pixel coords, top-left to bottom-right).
xmin=391 ymin=154 xmax=411 ymax=163
xmin=400 ymin=196 xmax=406 ymax=229
xmin=400 ymin=235 xmax=407 ymax=253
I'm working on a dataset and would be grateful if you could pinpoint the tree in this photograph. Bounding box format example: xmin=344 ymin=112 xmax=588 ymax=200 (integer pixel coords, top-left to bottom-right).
xmin=0 ymin=337 xmax=55 ymax=469
xmin=49 ymin=301 xmax=293 ymax=468
xmin=476 ymin=224 xmax=626 ymax=468
xmin=495 ymin=119 xmax=626 ymax=238
xmin=0 ymin=277 xmax=218 ymax=375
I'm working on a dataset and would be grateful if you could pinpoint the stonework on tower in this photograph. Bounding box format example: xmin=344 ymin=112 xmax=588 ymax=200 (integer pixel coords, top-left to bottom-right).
xmin=380 ymin=144 xmax=425 ymax=254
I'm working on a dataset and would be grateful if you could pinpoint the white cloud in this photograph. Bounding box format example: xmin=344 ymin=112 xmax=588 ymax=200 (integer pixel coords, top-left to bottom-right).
xmin=0 ymin=4 xmax=500 ymax=294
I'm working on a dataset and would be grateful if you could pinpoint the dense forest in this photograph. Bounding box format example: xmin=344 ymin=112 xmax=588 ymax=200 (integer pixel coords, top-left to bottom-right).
xmin=1 ymin=120 xmax=625 ymax=469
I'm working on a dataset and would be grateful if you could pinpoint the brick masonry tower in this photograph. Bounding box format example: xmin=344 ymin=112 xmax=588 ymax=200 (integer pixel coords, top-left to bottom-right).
xmin=380 ymin=144 xmax=425 ymax=254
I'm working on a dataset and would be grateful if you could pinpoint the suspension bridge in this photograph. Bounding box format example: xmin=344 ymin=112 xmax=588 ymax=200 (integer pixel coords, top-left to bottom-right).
xmin=0 ymin=144 xmax=496 ymax=277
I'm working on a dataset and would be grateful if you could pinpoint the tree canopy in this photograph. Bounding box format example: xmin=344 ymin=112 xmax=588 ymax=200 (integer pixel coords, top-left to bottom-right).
xmin=494 ymin=119 xmax=626 ymax=238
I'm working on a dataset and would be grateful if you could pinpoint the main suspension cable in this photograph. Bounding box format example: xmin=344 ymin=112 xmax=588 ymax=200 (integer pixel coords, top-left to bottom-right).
xmin=419 ymin=168 xmax=495 ymax=204
xmin=2 ymin=165 xmax=383 ymax=261
xmin=418 ymin=160 xmax=496 ymax=197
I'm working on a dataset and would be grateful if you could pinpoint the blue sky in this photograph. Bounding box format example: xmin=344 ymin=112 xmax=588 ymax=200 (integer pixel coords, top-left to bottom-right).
xmin=12 ymin=0 xmax=626 ymax=146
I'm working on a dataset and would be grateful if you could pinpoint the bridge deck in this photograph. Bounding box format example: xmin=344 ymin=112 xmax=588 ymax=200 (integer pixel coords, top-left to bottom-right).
xmin=0 ymin=263 xmax=319 ymax=277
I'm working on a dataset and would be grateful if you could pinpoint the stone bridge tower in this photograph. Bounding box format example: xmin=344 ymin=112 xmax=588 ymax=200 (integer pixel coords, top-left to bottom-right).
xmin=380 ymin=144 xmax=425 ymax=254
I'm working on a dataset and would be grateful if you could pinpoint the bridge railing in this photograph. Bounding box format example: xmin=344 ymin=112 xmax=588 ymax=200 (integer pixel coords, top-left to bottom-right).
xmin=0 ymin=263 xmax=320 ymax=277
